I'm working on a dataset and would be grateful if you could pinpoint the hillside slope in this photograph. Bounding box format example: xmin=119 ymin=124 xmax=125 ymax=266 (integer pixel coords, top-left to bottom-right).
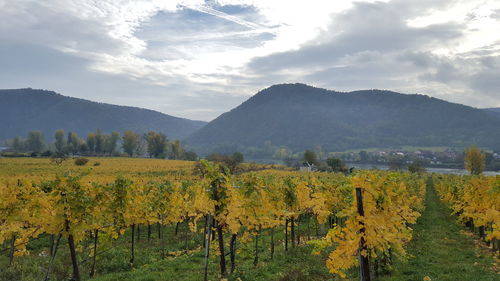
xmin=186 ymin=83 xmax=500 ymax=152
xmin=485 ymin=108 xmax=500 ymax=117
xmin=0 ymin=88 xmax=207 ymax=141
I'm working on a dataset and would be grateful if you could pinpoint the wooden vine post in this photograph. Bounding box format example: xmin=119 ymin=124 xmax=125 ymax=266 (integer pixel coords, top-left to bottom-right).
xmin=203 ymin=214 xmax=212 ymax=281
xmin=130 ymin=224 xmax=135 ymax=265
xmin=355 ymin=187 xmax=371 ymax=281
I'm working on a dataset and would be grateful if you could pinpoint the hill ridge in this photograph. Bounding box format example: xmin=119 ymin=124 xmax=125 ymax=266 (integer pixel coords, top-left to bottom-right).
xmin=186 ymin=83 xmax=500 ymax=154
xmin=0 ymin=88 xmax=207 ymax=141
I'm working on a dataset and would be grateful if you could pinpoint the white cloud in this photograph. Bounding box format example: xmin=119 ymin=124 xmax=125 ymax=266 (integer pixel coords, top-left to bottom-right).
xmin=407 ymin=0 xmax=500 ymax=55
xmin=0 ymin=0 xmax=499 ymax=120
xmin=0 ymin=0 xmax=388 ymax=85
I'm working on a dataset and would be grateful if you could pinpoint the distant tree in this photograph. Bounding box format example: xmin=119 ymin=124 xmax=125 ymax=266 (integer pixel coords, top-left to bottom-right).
xmin=78 ymin=143 xmax=89 ymax=155
xmin=104 ymin=131 xmax=120 ymax=155
xmin=303 ymin=150 xmax=319 ymax=166
xmin=226 ymin=152 xmax=244 ymax=173
xmin=122 ymin=131 xmax=141 ymax=157
xmin=144 ymin=131 xmax=168 ymax=158
xmin=67 ymin=132 xmax=81 ymax=155
xmin=12 ymin=136 xmax=25 ymax=152
xmin=388 ymin=156 xmax=405 ymax=171
xmin=26 ymin=131 xmax=45 ymax=153
xmin=206 ymin=153 xmax=222 ymax=162
xmin=95 ymin=129 xmax=104 ymax=154
xmin=232 ymin=152 xmax=244 ymax=164
xmin=170 ymin=140 xmax=184 ymax=160
xmin=326 ymin=157 xmax=346 ymax=172
xmin=100 ymin=135 xmax=109 ymax=155
xmin=135 ymin=137 xmax=145 ymax=156
xmin=54 ymin=129 xmax=66 ymax=153
xmin=67 ymin=131 xmax=74 ymax=148
xmin=464 ymin=145 xmax=485 ymax=175
xmin=206 ymin=152 xmax=244 ymax=173
xmin=273 ymin=147 xmax=290 ymax=159
xmin=230 ymin=152 xmax=244 ymax=172
xmin=183 ymin=151 xmax=198 ymax=161
xmin=408 ymin=160 xmax=426 ymax=174
xmin=86 ymin=133 xmax=96 ymax=154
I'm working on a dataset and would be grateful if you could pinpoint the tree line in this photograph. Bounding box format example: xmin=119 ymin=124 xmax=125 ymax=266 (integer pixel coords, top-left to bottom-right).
xmin=2 ymin=129 xmax=198 ymax=160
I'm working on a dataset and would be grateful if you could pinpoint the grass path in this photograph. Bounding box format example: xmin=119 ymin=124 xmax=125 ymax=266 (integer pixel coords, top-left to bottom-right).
xmin=379 ymin=178 xmax=499 ymax=281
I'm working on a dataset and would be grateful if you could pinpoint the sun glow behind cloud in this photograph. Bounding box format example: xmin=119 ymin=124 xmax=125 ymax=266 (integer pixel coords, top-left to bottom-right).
xmin=86 ymin=0 xmax=370 ymax=85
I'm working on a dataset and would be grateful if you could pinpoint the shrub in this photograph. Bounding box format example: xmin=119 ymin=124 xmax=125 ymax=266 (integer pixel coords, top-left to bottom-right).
xmin=408 ymin=160 xmax=426 ymax=173
xmin=74 ymin=158 xmax=89 ymax=166
xmin=50 ymin=154 xmax=67 ymax=165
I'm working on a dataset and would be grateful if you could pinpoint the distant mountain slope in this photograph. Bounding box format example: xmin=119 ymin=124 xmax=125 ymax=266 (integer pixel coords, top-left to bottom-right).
xmin=0 ymin=88 xmax=207 ymax=141
xmin=485 ymin=108 xmax=500 ymax=117
xmin=186 ymin=83 xmax=500 ymax=153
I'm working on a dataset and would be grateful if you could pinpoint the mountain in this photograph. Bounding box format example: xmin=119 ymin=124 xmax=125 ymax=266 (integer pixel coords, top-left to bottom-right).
xmin=186 ymin=83 xmax=500 ymax=153
xmin=0 ymin=88 xmax=207 ymax=141
xmin=485 ymin=108 xmax=500 ymax=117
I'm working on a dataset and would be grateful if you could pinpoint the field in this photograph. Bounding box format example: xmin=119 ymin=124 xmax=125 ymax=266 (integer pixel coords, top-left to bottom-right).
xmin=0 ymin=157 xmax=196 ymax=179
xmin=0 ymin=157 xmax=498 ymax=281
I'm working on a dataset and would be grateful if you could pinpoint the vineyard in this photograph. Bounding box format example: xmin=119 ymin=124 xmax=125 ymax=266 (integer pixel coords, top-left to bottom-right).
xmin=0 ymin=157 xmax=498 ymax=281
xmin=434 ymin=175 xmax=500 ymax=250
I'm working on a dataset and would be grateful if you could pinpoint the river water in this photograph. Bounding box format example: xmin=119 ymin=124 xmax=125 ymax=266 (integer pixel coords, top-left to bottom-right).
xmin=348 ymin=163 xmax=500 ymax=176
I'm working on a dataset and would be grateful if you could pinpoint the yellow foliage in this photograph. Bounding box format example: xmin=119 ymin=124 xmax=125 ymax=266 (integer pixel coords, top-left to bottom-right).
xmin=0 ymin=157 xmax=431 ymax=278
xmin=435 ymin=174 xmax=499 ymax=241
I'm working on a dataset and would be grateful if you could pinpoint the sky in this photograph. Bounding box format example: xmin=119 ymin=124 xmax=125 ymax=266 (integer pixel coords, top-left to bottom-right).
xmin=1 ymin=0 xmax=499 ymax=121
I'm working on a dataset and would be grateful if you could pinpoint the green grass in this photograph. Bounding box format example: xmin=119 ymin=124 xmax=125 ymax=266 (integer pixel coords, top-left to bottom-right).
xmin=90 ymin=222 xmax=334 ymax=281
xmin=91 ymin=179 xmax=500 ymax=281
xmin=379 ymin=178 xmax=499 ymax=281
xmin=1 ymin=220 xmax=335 ymax=281
xmin=92 ymin=246 xmax=332 ymax=281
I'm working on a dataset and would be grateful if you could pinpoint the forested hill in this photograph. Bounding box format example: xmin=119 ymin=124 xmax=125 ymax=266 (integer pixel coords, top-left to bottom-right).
xmin=186 ymin=83 xmax=500 ymax=153
xmin=0 ymin=88 xmax=207 ymax=141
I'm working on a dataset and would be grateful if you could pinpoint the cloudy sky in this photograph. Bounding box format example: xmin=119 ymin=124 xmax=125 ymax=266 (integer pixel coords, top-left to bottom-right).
xmin=1 ymin=0 xmax=500 ymax=121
